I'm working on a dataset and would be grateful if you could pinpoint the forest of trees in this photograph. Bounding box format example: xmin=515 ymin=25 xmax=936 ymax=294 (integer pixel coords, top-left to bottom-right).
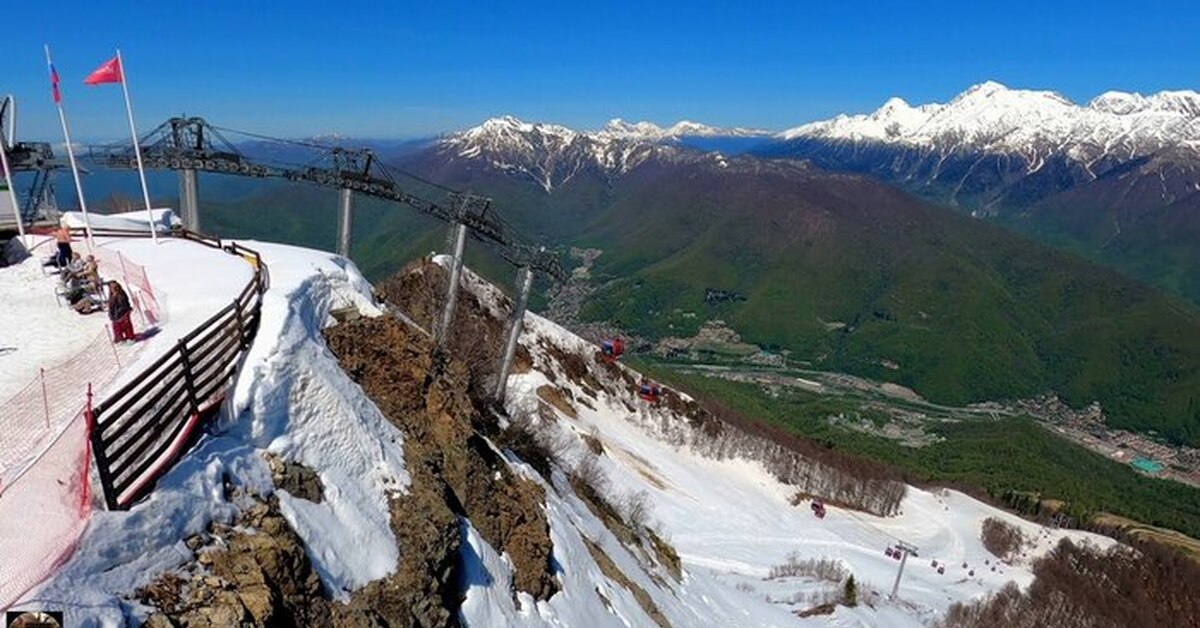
xmin=677 ymin=400 xmax=909 ymax=516
xmin=980 ymin=517 xmax=1025 ymax=561
xmin=940 ymin=537 xmax=1200 ymax=628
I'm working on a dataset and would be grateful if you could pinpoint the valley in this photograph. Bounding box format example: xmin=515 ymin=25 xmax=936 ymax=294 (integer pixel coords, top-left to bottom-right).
xmin=631 ymin=357 xmax=1200 ymax=541
xmin=387 ymin=116 xmax=1200 ymax=450
xmin=644 ymin=359 xmax=1200 ymax=490
xmin=155 ymin=113 xmax=1200 ymax=549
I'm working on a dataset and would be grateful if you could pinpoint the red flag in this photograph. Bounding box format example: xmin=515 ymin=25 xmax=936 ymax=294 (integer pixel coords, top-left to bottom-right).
xmin=83 ymin=56 xmax=123 ymax=85
xmin=49 ymin=63 xmax=61 ymax=103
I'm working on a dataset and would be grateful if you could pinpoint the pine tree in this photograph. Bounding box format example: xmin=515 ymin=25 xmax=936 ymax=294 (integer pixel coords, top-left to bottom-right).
xmin=843 ymin=575 xmax=858 ymax=607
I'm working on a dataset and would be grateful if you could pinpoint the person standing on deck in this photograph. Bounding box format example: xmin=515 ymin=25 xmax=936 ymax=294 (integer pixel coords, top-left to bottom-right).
xmin=53 ymin=223 xmax=73 ymax=267
xmin=107 ymin=280 xmax=135 ymax=343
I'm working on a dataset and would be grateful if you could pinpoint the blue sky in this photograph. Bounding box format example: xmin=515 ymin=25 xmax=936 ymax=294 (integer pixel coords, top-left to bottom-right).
xmin=4 ymin=0 xmax=1197 ymax=141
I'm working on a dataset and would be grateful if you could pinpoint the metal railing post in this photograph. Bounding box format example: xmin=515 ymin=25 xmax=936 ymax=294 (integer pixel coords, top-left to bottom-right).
xmin=177 ymin=341 xmax=201 ymax=416
xmin=232 ymin=299 xmax=247 ymax=348
xmin=86 ymin=388 xmax=119 ymax=511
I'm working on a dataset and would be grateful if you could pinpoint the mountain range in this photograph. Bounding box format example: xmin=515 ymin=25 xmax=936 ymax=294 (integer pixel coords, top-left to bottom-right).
xmin=765 ymin=82 xmax=1200 ymax=302
xmin=77 ymin=83 xmax=1200 ymax=446
xmin=778 ymin=81 xmax=1200 ymax=171
xmin=381 ymin=111 xmax=1200 ymax=447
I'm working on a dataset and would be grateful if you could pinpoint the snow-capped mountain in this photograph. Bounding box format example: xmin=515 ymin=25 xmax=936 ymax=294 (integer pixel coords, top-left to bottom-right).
xmin=765 ymin=81 xmax=1200 ymax=214
xmin=779 ymin=81 xmax=1200 ymax=165
xmin=601 ymin=118 xmax=768 ymax=140
xmin=760 ymin=81 xmax=1200 ymax=304
xmin=436 ymin=116 xmax=765 ymax=191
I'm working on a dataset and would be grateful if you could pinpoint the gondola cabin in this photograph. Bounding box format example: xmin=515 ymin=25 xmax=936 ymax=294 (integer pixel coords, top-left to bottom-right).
xmin=601 ymin=337 xmax=626 ymax=362
xmin=638 ymin=380 xmax=662 ymax=402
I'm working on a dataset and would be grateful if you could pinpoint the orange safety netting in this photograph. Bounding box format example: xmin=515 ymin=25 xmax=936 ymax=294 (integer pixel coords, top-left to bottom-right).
xmin=90 ymin=247 xmax=165 ymax=327
xmin=0 ymin=331 xmax=140 ymax=487
xmin=0 ymin=407 xmax=92 ymax=610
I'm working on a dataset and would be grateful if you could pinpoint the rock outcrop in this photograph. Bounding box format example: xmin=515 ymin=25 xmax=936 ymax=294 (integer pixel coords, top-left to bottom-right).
xmin=138 ymin=497 xmax=330 ymax=627
xmin=324 ymin=312 xmax=558 ymax=605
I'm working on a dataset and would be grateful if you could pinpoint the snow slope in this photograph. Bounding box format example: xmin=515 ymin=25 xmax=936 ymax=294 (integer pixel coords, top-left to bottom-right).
xmin=16 ymin=241 xmax=408 ymax=622
xmin=486 ymin=302 xmax=1116 ymax=626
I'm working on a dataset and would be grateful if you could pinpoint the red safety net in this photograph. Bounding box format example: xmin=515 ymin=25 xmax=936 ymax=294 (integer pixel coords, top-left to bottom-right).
xmin=0 ymin=331 xmax=140 ymax=487
xmin=0 ymin=404 xmax=92 ymax=610
xmin=90 ymin=247 xmax=165 ymax=327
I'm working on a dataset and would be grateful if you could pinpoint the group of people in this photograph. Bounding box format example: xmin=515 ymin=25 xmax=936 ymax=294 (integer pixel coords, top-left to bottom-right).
xmin=48 ymin=224 xmax=138 ymax=344
xmin=60 ymin=251 xmax=103 ymax=314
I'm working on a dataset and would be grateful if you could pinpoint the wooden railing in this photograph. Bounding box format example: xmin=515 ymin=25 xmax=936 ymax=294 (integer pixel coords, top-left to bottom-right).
xmin=88 ymin=230 xmax=268 ymax=510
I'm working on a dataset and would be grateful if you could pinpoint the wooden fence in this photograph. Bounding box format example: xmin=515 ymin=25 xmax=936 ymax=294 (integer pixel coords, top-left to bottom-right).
xmin=88 ymin=231 xmax=268 ymax=510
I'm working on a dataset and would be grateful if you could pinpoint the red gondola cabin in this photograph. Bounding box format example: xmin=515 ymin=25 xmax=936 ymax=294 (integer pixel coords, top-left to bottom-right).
xmin=638 ymin=380 xmax=661 ymax=402
xmin=601 ymin=338 xmax=626 ymax=362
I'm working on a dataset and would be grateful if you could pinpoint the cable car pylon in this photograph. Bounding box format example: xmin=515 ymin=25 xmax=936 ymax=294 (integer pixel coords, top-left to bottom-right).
xmin=889 ymin=540 xmax=919 ymax=600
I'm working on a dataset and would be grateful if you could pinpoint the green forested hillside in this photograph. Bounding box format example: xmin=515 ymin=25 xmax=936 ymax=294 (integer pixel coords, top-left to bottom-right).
xmin=571 ymin=159 xmax=1200 ymax=445
xmin=188 ymin=153 xmax=1200 ymax=446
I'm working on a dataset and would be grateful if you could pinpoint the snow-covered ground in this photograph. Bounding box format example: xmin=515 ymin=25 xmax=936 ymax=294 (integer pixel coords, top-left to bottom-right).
xmin=0 ymin=239 xmax=108 ymax=400
xmin=0 ymin=234 xmax=254 ymax=489
xmin=491 ymin=310 xmax=1116 ymax=627
xmin=0 ymin=234 xmax=252 ymax=402
xmin=16 ymin=240 xmax=408 ymax=623
xmin=228 ymin=241 xmax=407 ymax=599
xmin=8 ymin=239 xmax=1117 ymax=626
xmin=60 ymin=209 xmax=175 ymax=235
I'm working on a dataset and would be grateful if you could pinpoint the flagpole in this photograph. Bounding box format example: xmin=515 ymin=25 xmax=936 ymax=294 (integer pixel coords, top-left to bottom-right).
xmin=44 ymin=44 xmax=94 ymax=254
xmin=0 ymin=129 xmax=23 ymax=240
xmin=115 ymin=48 xmax=158 ymax=244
